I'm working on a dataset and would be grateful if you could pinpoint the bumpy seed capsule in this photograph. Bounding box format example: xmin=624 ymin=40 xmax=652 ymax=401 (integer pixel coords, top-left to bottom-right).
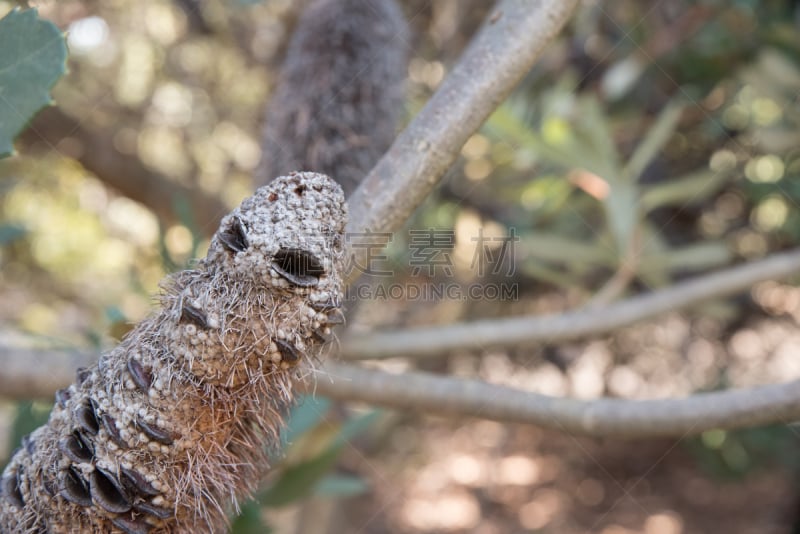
xmin=272 ymin=248 xmax=325 ymax=287
xmin=89 ymin=468 xmax=131 ymax=514
xmin=119 ymin=466 xmax=159 ymax=497
xmin=59 ymin=466 xmax=92 ymax=507
xmin=54 ymin=387 xmax=71 ymax=408
xmin=1 ymin=470 xmax=23 ymax=508
xmin=75 ymin=399 xmax=100 ymax=436
xmin=275 ymin=339 xmax=302 ymax=365
xmin=112 ymin=514 xmax=152 ymax=534
xmin=218 ymin=215 xmax=248 ymax=253
xmin=58 ymin=431 xmax=93 ymax=463
xmin=135 ymin=417 xmax=174 ymax=445
xmin=180 ymin=301 xmax=208 ymax=329
xmin=101 ymin=413 xmax=127 ymax=449
xmin=134 ymin=500 xmax=172 ymax=519
xmin=0 ymin=173 xmax=346 ymax=531
xmin=126 ymin=359 xmax=152 ymax=392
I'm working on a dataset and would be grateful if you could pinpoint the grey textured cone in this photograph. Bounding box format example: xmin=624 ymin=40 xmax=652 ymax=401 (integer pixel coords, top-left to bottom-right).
xmin=0 ymin=172 xmax=347 ymax=533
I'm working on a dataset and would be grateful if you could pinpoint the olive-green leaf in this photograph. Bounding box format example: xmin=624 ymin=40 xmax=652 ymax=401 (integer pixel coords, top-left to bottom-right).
xmin=259 ymin=446 xmax=343 ymax=507
xmin=0 ymin=8 xmax=68 ymax=158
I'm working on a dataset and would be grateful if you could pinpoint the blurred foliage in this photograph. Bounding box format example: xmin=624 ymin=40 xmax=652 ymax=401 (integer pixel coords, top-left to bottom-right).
xmin=2 ymin=0 xmax=800 ymax=531
xmin=232 ymin=396 xmax=379 ymax=532
xmin=687 ymin=425 xmax=800 ymax=480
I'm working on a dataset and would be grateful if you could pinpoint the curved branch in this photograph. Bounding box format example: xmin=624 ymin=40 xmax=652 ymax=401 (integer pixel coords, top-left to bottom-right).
xmin=342 ymin=248 xmax=800 ymax=359
xmin=346 ymin=0 xmax=579 ymax=244
xmin=312 ymin=362 xmax=800 ymax=437
xmin=9 ymin=341 xmax=800 ymax=438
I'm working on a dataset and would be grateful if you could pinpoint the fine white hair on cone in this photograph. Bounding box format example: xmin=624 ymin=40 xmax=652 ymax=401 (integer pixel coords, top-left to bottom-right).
xmin=0 ymin=172 xmax=347 ymax=533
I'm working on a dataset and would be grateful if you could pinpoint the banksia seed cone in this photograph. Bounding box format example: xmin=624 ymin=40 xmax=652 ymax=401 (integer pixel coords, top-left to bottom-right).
xmin=0 ymin=172 xmax=347 ymax=533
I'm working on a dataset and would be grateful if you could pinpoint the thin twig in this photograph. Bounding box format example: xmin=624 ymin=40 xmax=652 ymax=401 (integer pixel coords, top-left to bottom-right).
xmin=341 ymin=248 xmax=800 ymax=359
xmin=311 ymin=362 xmax=800 ymax=437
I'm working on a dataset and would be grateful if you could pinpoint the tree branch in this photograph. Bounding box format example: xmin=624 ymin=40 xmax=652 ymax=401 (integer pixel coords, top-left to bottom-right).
xmin=0 ymin=346 xmax=95 ymax=400
xmin=346 ymin=0 xmax=579 ymax=244
xmin=6 ymin=344 xmax=800 ymax=437
xmin=342 ymin=248 xmax=800 ymax=359
xmin=312 ymin=362 xmax=800 ymax=437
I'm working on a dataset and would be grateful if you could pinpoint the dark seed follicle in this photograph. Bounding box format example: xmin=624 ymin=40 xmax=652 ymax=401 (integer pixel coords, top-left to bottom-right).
xmin=136 ymin=417 xmax=174 ymax=446
xmin=54 ymin=387 xmax=71 ymax=408
xmin=134 ymin=500 xmax=172 ymax=519
xmin=75 ymin=400 xmax=100 ymax=436
xmin=120 ymin=466 xmax=159 ymax=497
xmin=0 ymin=173 xmax=346 ymax=532
xmin=59 ymin=466 xmax=92 ymax=507
xmin=89 ymin=468 xmax=132 ymax=514
xmin=218 ymin=215 xmax=248 ymax=253
xmin=101 ymin=413 xmax=127 ymax=448
xmin=180 ymin=301 xmax=208 ymax=328
xmin=112 ymin=514 xmax=152 ymax=534
xmin=272 ymin=247 xmax=325 ymax=287
xmin=58 ymin=432 xmax=93 ymax=464
xmin=127 ymin=358 xmax=152 ymax=391
xmin=1 ymin=470 xmax=24 ymax=508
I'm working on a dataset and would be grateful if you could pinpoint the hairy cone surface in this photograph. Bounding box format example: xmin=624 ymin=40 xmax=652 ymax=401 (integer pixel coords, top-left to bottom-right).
xmin=0 ymin=172 xmax=347 ymax=533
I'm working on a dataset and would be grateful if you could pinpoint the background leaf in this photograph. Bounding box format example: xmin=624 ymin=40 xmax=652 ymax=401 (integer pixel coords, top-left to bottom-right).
xmin=0 ymin=9 xmax=68 ymax=157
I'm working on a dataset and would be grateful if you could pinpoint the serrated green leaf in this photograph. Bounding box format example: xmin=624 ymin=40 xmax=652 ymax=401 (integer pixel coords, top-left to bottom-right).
xmin=0 ymin=8 xmax=68 ymax=157
xmin=624 ymin=101 xmax=685 ymax=181
xmin=313 ymin=474 xmax=369 ymax=499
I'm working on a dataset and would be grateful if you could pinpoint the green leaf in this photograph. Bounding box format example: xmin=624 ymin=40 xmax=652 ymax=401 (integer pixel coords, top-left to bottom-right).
xmin=624 ymin=101 xmax=684 ymax=181
xmin=0 ymin=8 xmax=68 ymax=158
xmin=576 ymin=96 xmax=622 ymax=182
xmin=3 ymin=401 xmax=51 ymax=470
xmin=604 ymin=182 xmax=639 ymax=256
xmin=332 ymin=409 xmax=381 ymax=448
xmin=281 ymin=395 xmax=331 ymax=449
xmin=517 ymin=232 xmax=615 ymax=267
xmin=313 ymin=474 xmax=369 ymax=499
xmin=640 ymin=168 xmax=732 ymax=212
xmin=640 ymin=241 xmax=731 ymax=273
xmin=260 ymin=446 xmax=343 ymax=507
xmin=230 ymin=500 xmax=271 ymax=534
xmin=0 ymin=222 xmax=26 ymax=245
xmin=486 ymin=106 xmax=576 ymax=170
